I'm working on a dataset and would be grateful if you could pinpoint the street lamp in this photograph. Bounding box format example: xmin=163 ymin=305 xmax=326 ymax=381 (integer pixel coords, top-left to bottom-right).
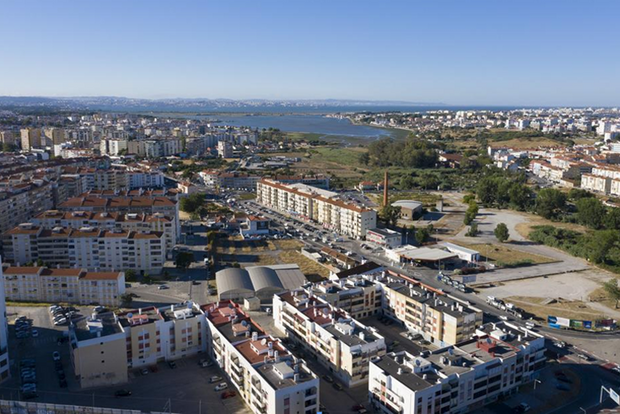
xmin=533 ymin=379 xmax=542 ymax=390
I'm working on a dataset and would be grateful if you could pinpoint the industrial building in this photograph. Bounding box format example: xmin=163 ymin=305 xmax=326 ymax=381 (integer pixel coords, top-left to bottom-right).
xmin=215 ymin=264 xmax=308 ymax=302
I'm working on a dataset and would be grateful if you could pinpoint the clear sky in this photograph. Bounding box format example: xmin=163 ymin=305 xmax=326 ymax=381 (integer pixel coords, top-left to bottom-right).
xmin=0 ymin=0 xmax=619 ymax=106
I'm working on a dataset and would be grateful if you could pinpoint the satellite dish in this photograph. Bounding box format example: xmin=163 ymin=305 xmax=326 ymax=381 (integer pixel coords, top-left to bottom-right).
xmin=486 ymin=338 xmax=493 ymax=344
xmin=448 ymin=348 xmax=454 ymax=356
xmin=261 ymin=338 xmax=267 ymax=345
xmin=322 ymin=308 xmax=329 ymax=315
xmin=127 ymin=313 xmax=133 ymax=318
xmin=241 ymin=320 xmax=248 ymax=327
xmin=415 ymin=359 xmax=421 ymax=367
xmin=228 ymin=303 xmax=234 ymax=309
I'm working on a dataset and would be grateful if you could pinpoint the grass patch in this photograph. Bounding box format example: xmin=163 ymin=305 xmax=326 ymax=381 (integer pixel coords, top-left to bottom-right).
xmin=506 ymin=296 xmax=607 ymax=321
xmin=237 ymin=193 xmax=256 ymax=200
xmin=7 ymin=301 xmax=53 ymax=308
xmin=463 ymin=243 xmax=556 ymax=266
xmin=514 ymin=212 xmax=588 ymax=239
xmin=278 ymin=250 xmax=329 ymax=281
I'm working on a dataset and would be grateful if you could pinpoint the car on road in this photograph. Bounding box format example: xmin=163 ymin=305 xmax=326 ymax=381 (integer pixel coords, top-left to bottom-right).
xmin=322 ymin=375 xmax=333 ymax=383
xmin=52 ymin=351 xmax=60 ymax=361
xmin=168 ymin=361 xmax=177 ymax=369
xmin=221 ymin=390 xmax=237 ymax=399
xmin=555 ymin=382 xmax=571 ymax=391
xmin=158 ymin=285 xmax=169 ymax=290
xmin=577 ymin=353 xmax=590 ymax=361
xmin=199 ymin=359 xmax=213 ymax=368
xmin=332 ymin=382 xmax=343 ymax=391
xmin=140 ymin=368 xmax=149 ymax=376
xmin=115 ymin=389 xmax=132 ymax=397
xmin=513 ymin=402 xmax=531 ymax=413
xmin=209 ymin=375 xmax=223 ymax=383
xmin=31 ymin=329 xmax=38 ymax=337
xmin=553 ymin=341 xmax=567 ymax=349
xmin=214 ymin=382 xmax=228 ymax=391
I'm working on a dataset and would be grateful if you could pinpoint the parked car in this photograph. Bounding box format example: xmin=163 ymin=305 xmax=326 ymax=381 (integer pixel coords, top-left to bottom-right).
xmin=115 ymin=389 xmax=132 ymax=397
xmin=209 ymin=375 xmax=223 ymax=383
xmin=214 ymin=382 xmax=228 ymax=391
xmin=168 ymin=361 xmax=177 ymax=369
xmin=158 ymin=285 xmax=169 ymax=290
xmin=31 ymin=329 xmax=39 ymax=338
xmin=577 ymin=353 xmax=590 ymax=361
xmin=332 ymin=382 xmax=343 ymax=391
xmin=322 ymin=375 xmax=334 ymax=383
xmin=221 ymin=390 xmax=237 ymax=399
xmin=199 ymin=359 xmax=213 ymax=368
xmin=52 ymin=352 xmax=61 ymax=361
xmin=140 ymin=368 xmax=149 ymax=376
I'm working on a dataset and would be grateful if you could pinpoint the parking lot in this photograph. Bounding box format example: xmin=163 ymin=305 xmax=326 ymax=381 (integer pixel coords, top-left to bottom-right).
xmin=0 ymin=305 xmax=252 ymax=414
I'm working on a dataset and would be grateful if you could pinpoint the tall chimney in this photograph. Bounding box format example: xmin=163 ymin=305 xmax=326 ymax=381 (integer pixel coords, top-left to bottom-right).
xmin=383 ymin=170 xmax=389 ymax=207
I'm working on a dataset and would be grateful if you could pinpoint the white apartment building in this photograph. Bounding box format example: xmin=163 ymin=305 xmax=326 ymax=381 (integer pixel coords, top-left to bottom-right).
xmin=581 ymin=173 xmax=612 ymax=195
xmin=273 ymin=290 xmax=386 ymax=387
xmin=3 ymin=266 xmax=125 ymax=306
xmin=257 ymin=179 xmax=376 ymax=239
xmin=3 ymin=224 xmax=165 ymax=273
xmin=204 ymin=301 xmax=320 ymax=414
xmin=0 ymin=263 xmax=9 ymax=383
xmin=31 ymin=210 xmax=177 ymax=251
xmin=368 ymin=322 xmax=546 ymax=414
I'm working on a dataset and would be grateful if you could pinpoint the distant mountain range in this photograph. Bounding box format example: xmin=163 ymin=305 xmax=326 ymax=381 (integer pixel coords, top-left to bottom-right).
xmin=0 ymin=96 xmax=444 ymax=112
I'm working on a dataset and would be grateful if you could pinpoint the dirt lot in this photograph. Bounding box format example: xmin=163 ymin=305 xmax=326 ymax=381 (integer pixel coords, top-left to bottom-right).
xmin=217 ymin=236 xmax=329 ymax=280
xmin=462 ymin=242 xmax=556 ymax=266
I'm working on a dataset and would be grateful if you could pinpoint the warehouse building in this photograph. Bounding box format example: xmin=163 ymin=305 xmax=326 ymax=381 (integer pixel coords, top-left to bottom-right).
xmin=216 ymin=264 xmax=307 ymax=302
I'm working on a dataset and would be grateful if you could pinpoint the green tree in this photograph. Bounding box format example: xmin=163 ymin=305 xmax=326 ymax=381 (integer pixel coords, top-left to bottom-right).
xmin=179 ymin=193 xmax=206 ymax=213
xmin=575 ymin=197 xmax=606 ymax=229
xmin=416 ymin=227 xmax=431 ymax=245
xmin=176 ymin=251 xmax=194 ymax=270
xmin=120 ymin=293 xmax=133 ymax=308
xmin=379 ymin=204 xmax=401 ymax=227
xmin=494 ymin=223 xmax=510 ymax=242
xmin=585 ymin=230 xmax=618 ymax=264
xmin=604 ymin=208 xmax=620 ymax=230
xmin=602 ymin=278 xmax=620 ymax=309
xmin=125 ymin=269 xmax=137 ymax=282
xmin=358 ymin=152 xmax=370 ymax=165
xmin=465 ymin=222 xmax=479 ymax=237
xmin=535 ymin=188 xmax=567 ymax=219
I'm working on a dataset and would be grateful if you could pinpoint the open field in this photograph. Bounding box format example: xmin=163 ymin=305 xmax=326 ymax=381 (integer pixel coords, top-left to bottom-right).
xmin=487 ymin=137 xmax=562 ymax=149
xmin=514 ymin=213 xmax=589 ymax=239
xmin=217 ymin=237 xmax=329 ymax=280
xmin=462 ymin=242 xmax=556 ymax=266
xmin=505 ymin=295 xmax=607 ymax=321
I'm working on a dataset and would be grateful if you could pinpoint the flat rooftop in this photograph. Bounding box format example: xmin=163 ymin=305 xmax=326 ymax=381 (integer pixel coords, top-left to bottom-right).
xmin=73 ymin=312 xmax=122 ymax=342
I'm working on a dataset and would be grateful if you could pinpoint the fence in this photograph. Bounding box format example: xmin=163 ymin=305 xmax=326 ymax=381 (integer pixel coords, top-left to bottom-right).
xmin=0 ymin=400 xmax=176 ymax=414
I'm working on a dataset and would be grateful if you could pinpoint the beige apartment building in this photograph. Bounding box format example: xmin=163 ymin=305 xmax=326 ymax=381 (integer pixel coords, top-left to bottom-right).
xmin=70 ymin=303 xmax=207 ymax=388
xmin=257 ymin=179 xmax=376 ymax=239
xmin=20 ymin=128 xmax=42 ymax=151
xmin=379 ymin=277 xmax=483 ymax=347
xmin=3 ymin=224 xmax=165 ymax=273
xmin=0 ymin=181 xmax=55 ymax=233
xmin=273 ymin=290 xmax=386 ymax=387
xmin=43 ymin=128 xmax=66 ymax=146
xmin=204 ymin=301 xmax=320 ymax=414
xmin=3 ymin=266 xmax=125 ymax=306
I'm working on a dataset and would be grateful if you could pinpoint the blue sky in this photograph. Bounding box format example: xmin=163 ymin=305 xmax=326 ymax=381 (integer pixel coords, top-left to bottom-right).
xmin=0 ymin=0 xmax=619 ymax=106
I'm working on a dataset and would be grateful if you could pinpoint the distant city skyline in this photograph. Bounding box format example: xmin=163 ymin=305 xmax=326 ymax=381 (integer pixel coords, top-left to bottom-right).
xmin=1 ymin=1 xmax=619 ymax=106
